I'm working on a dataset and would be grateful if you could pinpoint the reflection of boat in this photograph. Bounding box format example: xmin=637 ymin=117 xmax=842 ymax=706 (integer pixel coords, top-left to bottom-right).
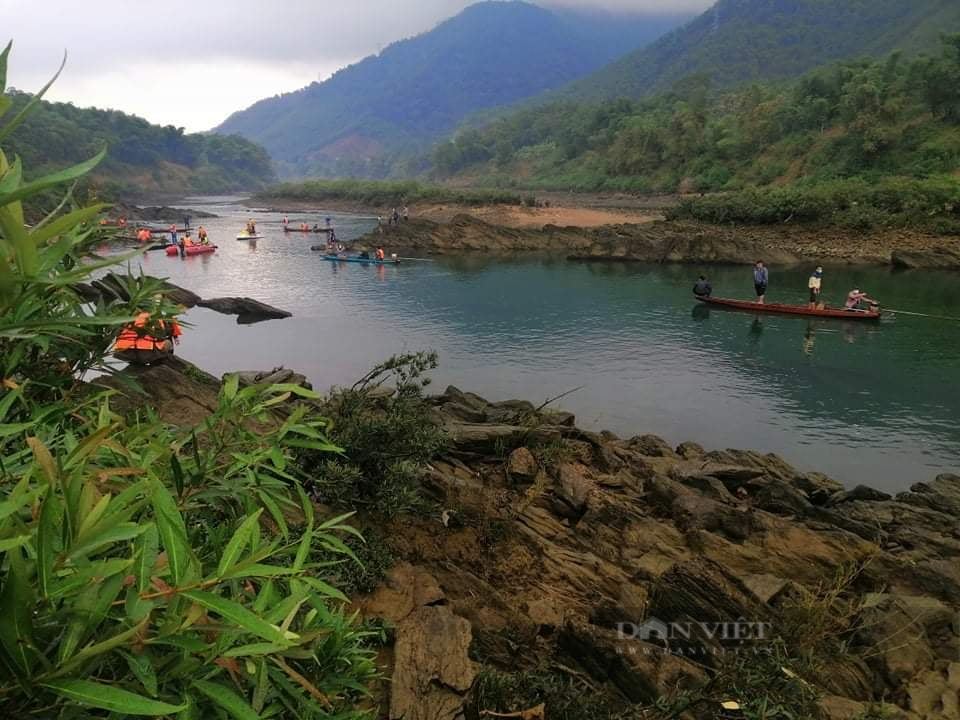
xmin=319 ymin=254 xmax=399 ymax=266
xmin=236 ymin=233 xmax=263 ymax=241
xmin=695 ymin=296 xmax=881 ymax=320
xmin=166 ymin=244 xmax=217 ymax=256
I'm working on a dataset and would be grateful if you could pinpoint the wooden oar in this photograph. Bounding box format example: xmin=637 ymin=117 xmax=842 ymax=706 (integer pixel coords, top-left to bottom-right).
xmin=885 ymin=308 xmax=960 ymax=322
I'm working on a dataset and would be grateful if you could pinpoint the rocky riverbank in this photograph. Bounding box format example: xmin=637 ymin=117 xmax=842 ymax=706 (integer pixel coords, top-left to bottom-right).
xmin=356 ymin=214 xmax=960 ymax=268
xmin=114 ymin=356 xmax=960 ymax=720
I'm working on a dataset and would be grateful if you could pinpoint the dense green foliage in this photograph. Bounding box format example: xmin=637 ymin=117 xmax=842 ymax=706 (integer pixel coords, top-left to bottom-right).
xmin=302 ymin=352 xmax=446 ymax=517
xmin=5 ymin=90 xmax=275 ymax=198
xmin=559 ymin=0 xmax=960 ymax=103
xmin=258 ymin=179 xmax=523 ymax=207
xmin=216 ymin=1 xmax=688 ymax=178
xmin=432 ymin=35 xmax=960 ymax=228
xmin=0 ymin=45 xmax=378 ymax=718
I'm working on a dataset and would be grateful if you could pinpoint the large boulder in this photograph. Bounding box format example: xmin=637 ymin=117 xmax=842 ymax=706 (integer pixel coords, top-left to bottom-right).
xmin=197 ymin=297 xmax=292 ymax=324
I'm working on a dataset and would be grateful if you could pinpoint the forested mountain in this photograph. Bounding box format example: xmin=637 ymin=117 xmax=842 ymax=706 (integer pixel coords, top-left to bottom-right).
xmin=5 ymin=91 xmax=275 ymax=198
xmin=560 ymin=0 xmax=960 ymax=102
xmin=214 ymin=1 xmax=691 ymax=178
xmin=430 ymin=34 xmax=960 ymax=230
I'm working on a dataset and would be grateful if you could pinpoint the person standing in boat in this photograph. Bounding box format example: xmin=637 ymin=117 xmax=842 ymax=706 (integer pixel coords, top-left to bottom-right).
xmin=375 ymin=247 xmax=385 ymax=261
xmin=693 ymin=275 xmax=712 ymax=297
xmin=753 ymin=261 xmax=768 ymax=304
xmin=169 ymin=223 xmax=178 ymax=245
xmin=282 ymin=215 xmax=289 ymax=228
xmin=808 ymin=266 xmax=823 ymax=309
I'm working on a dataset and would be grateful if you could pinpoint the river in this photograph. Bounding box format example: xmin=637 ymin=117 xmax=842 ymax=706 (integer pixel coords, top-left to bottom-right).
xmin=129 ymin=196 xmax=960 ymax=492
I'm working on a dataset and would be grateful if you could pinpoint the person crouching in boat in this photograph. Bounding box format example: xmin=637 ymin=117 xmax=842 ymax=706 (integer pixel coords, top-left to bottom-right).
xmin=693 ymin=275 xmax=711 ymax=297
xmin=845 ymin=289 xmax=878 ymax=312
xmin=198 ymin=226 xmax=209 ymax=245
xmin=808 ymin=266 xmax=823 ymax=309
xmin=113 ymin=310 xmax=182 ymax=365
xmin=375 ymin=247 xmax=385 ymax=261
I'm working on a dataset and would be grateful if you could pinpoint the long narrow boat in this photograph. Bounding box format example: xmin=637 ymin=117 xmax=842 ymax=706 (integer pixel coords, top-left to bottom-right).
xmin=283 ymin=226 xmax=332 ymax=234
xmin=319 ymin=254 xmax=400 ymax=266
xmin=236 ymin=233 xmax=263 ymax=241
xmin=696 ymin=295 xmax=881 ymax=320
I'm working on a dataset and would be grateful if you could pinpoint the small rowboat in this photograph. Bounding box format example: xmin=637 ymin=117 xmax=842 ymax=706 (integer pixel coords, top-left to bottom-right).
xmin=696 ymin=296 xmax=880 ymax=320
xmin=236 ymin=233 xmax=263 ymax=241
xmin=166 ymin=244 xmax=217 ymax=256
xmin=319 ymin=254 xmax=399 ymax=266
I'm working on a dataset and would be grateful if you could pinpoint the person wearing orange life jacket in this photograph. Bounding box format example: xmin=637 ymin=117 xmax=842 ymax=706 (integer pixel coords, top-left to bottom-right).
xmin=198 ymin=226 xmax=208 ymax=244
xmin=375 ymin=247 xmax=385 ymax=261
xmin=113 ymin=311 xmax=182 ymax=365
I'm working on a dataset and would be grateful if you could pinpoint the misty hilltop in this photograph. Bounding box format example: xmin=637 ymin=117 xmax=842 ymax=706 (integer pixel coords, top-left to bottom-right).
xmin=214 ymin=1 xmax=690 ymax=177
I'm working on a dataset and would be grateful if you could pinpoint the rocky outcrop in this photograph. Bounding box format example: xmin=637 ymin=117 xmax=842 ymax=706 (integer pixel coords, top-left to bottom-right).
xmin=76 ymin=274 xmax=291 ymax=325
xmin=358 ymin=565 xmax=477 ymax=720
xmin=892 ymin=246 xmax=960 ymax=269
xmin=364 ymin=386 xmax=960 ymax=719
xmin=358 ymin=214 xmax=960 ymax=267
xmin=197 ymin=297 xmax=292 ymax=323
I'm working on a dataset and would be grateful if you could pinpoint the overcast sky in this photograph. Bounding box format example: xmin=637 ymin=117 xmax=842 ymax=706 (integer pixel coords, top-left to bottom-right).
xmin=2 ymin=0 xmax=712 ymax=132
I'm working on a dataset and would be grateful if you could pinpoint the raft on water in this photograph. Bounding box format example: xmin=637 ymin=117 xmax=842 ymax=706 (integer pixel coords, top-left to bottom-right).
xmin=236 ymin=233 xmax=263 ymax=241
xmin=695 ymin=295 xmax=881 ymax=320
xmin=166 ymin=244 xmax=217 ymax=256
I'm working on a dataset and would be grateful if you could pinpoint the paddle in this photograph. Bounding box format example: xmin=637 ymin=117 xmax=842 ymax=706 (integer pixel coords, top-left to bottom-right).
xmin=884 ymin=308 xmax=960 ymax=322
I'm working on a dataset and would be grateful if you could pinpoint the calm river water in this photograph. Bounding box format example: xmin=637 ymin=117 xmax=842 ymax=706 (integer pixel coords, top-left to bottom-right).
xmin=129 ymin=196 xmax=960 ymax=491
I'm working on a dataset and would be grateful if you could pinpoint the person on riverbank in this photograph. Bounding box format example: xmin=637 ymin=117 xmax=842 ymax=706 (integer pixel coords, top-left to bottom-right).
xmin=808 ymin=266 xmax=823 ymax=309
xmin=693 ymin=275 xmax=712 ymax=297
xmin=753 ymin=261 xmax=768 ymax=304
xmin=845 ymin=288 xmax=878 ymax=312
xmin=402 ymin=205 xmax=409 ymax=221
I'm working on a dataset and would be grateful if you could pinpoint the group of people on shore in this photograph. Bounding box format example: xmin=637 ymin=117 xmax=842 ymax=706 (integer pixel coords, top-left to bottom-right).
xmin=693 ymin=260 xmax=879 ymax=311
xmin=378 ymin=206 xmax=409 ymax=229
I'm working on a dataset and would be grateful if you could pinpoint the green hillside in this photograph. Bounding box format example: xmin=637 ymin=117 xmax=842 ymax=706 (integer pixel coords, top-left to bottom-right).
xmin=430 ymin=35 xmax=960 ymax=230
xmin=5 ymin=91 xmax=275 ymax=199
xmin=214 ymin=1 xmax=690 ymax=178
xmin=560 ymin=0 xmax=960 ymax=102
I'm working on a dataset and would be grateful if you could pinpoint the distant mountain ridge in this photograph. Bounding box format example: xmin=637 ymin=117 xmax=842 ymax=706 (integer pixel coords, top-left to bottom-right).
xmin=560 ymin=0 xmax=960 ymax=101
xmin=214 ymin=1 xmax=691 ymax=178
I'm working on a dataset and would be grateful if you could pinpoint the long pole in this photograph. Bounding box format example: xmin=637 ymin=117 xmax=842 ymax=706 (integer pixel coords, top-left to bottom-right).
xmin=885 ymin=308 xmax=960 ymax=322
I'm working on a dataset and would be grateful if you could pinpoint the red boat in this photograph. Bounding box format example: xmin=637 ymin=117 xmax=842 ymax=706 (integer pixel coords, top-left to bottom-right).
xmin=696 ymin=296 xmax=881 ymax=320
xmin=165 ymin=244 xmax=217 ymax=256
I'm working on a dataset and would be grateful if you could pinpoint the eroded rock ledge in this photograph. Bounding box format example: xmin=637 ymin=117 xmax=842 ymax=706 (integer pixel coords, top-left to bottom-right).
xmin=364 ymin=385 xmax=960 ymax=719
xmin=358 ymin=214 xmax=960 ymax=268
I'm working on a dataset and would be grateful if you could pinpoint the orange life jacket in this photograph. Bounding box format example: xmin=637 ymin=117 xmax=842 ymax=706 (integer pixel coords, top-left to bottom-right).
xmin=375 ymin=249 xmax=385 ymax=260
xmin=114 ymin=312 xmax=182 ymax=351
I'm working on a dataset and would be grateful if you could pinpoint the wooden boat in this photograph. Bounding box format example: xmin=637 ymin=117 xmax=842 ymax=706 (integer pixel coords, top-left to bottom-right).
xmin=695 ymin=296 xmax=881 ymax=320
xmin=319 ymin=254 xmax=399 ymax=266
xmin=166 ymin=244 xmax=217 ymax=256
xmin=236 ymin=233 xmax=263 ymax=241
xmin=283 ymin=226 xmax=332 ymax=233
